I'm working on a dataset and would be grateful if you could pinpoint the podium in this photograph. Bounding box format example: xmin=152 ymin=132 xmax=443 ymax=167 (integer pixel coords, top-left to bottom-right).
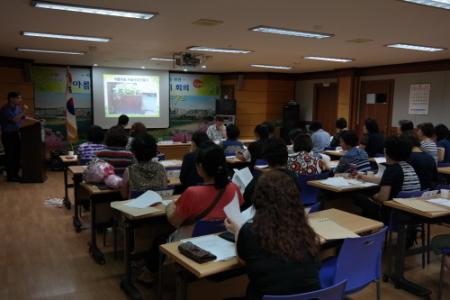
xmin=20 ymin=121 xmax=47 ymax=183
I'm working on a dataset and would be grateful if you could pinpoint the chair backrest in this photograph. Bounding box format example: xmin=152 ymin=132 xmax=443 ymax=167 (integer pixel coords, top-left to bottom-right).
xmin=255 ymin=159 xmax=269 ymax=166
xmin=308 ymin=202 xmax=321 ymax=213
xmin=397 ymin=190 xmax=424 ymax=199
xmin=332 ymin=227 xmax=387 ymax=294
xmin=438 ymin=162 xmax=450 ymax=168
xmin=298 ymin=172 xmax=330 ymax=206
xmin=191 ymin=220 xmax=226 ymax=237
xmin=263 ymin=280 xmax=347 ymax=300
xmin=324 ymin=146 xmax=336 ymax=151
xmin=436 ymin=184 xmax=450 ymax=190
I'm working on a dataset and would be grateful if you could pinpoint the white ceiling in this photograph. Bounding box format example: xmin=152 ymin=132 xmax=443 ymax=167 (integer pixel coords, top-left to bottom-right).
xmin=1 ymin=0 xmax=450 ymax=73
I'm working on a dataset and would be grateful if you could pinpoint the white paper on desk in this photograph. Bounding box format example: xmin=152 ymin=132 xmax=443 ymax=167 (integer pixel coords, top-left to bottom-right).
xmin=346 ymin=179 xmax=377 ymax=187
xmin=309 ymin=218 xmax=360 ymax=240
xmin=426 ymin=198 xmax=450 ymax=209
xmin=224 ymin=192 xmax=245 ymax=227
xmin=159 ymin=160 xmax=182 ymax=168
xmin=422 ymin=190 xmax=439 ymax=198
xmin=373 ymin=157 xmax=386 ymax=164
xmin=321 ymin=177 xmax=351 ymax=187
xmin=393 ymin=198 xmax=447 ymax=212
xmin=161 ymin=200 xmax=172 ymax=206
xmin=375 ymin=163 xmax=386 ymax=178
xmin=125 ymin=190 xmax=163 ymax=208
xmin=232 ymin=167 xmax=253 ymax=193
xmin=186 ymin=235 xmax=236 ymax=261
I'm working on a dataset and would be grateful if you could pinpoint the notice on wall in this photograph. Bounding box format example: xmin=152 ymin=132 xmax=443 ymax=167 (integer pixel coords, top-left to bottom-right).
xmin=408 ymin=83 xmax=430 ymax=115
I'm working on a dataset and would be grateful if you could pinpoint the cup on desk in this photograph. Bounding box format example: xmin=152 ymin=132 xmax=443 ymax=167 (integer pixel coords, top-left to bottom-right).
xmin=440 ymin=189 xmax=449 ymax=199
xmin=68 ymin=151 xmax=74 ymax=156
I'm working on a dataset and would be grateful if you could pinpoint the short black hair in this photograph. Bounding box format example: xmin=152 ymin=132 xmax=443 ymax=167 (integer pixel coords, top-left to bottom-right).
xmin=417 ymin=122 xmax=434 ymax=138
xmin=7 ymin=92 xmax=21 ymax=101
xmin=309 ymin=121 xmax=322 ymax=132
xmin=215 ymin=116 xmax=224 ymax=122
xmin=262 ymin=137 xmax=288 ymax=167
xmin=340 ymin=130 xmax=359 ymax=147
xmin=384 ymin=135 xmax=411 ymax=162
xmin=262 ymin=121 xmax=275 ymax=134
xmin=288 ymin=128 xmax=303 ymax=143
xmin=87 ymin=125 xmax=104 ymax=144
xmin=365 ymin=118 xmax=380 ymax=134
xmin=191 ymin=131 xmax=209 ymax=147
xmin=131 ymin=133 xmax=157 ymax=162
xmin=255 ymin=124 xmax=270 ymax=141
xmin=226 ymin=124 xmax=240 ymax=140
xmin=118 ymin=114 xmax=129 ymax=126
xmin=293 ymin=133 xmax=313 ymax=152
xmin=196 ymin=141 xmax=229 ymax=189
xmin=336 ymin=118 xmax=347 ymax=130
xmin=104 ymin=128 xmax=128 ymax=148
xmin=401 ymin=131 xmax=421 ymax=148
xmin=399 ymin=120 xmax=414 ymax=133
xmin=434 ymin=124 xmax=449 ymax=141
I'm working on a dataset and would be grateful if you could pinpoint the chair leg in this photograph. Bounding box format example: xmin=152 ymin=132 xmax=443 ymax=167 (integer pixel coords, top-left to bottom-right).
xmin=421 ymin=224 xmax=425 ymax=269
xmin=113 ymin=224 xmax=118 ymax=260
xmin=376 ymin=279 xmax=381 ymax=300
xmin=427 ymin=223 xmax=431 ymax=265
xmin=438 ymin=255 xmax=446 ymax=300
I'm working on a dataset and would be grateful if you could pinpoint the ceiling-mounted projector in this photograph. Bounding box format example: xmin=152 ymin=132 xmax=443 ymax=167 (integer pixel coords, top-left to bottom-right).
xmin=173 ymin=52 xmax=206 ymax=68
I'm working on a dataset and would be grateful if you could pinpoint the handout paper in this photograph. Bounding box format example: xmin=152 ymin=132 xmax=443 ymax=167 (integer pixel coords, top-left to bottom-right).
xmin=308 ymin=218 xmax=359 ymax=240
xmin=232 ymin=167 xmax=253 ymax=193
xmin=393 ymin=198 xmax=447 ymax=212
xmin=321 ymin=177 xmax=351 ymax=187
xmin=373 ymin=157 xmax=386 ymax=164
xmin=124 ymin=190 xmax=163 ymax=208
xmin=375 ymin=163 xmax=386 ymax=178
xmin=159 ymin=160 xmax=182 ymax=168
xmin=422 ymin=190 xmax=439 ymax=198
xmin=241 ymin=205 xmax=255 ymax=222
xmin=224 ymin=192 xmax=245 ymax=227
xmin=426 ymin=198 xmax=450 ymax=209
xmin=185 ymin=235 xmax=236 ymax=261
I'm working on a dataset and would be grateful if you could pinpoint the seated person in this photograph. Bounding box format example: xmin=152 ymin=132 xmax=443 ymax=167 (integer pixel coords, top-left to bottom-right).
xmin=222 ymin=124 xmax=244 ymax=156
xmin=309 ymin=121 xmax=331 ymax=153
xmin=359 ymin=118 xmax=384 ymax=158
xmin=121 ymin=133 xmax=168 ymax=198
xmin=397 ymin=120 xmax=414 ymax=135
xmin=206 ymin=116 xmax=226 ymax=141
xmin=354 ymin=135 xmax=421 ymax=221
xmin=335 ymin=130 xmax=371 ymax=174
xmin=244 ymin=137 xmax=300 ymax=209
xmin=287 ymin=128 xmax=304 ymax=154
xmin=239 ymin=124 xmax=270 ymax=167
xmin=126 ymin=122 xmax=147 ymax=150
xmin=330 ymin=117 xmax=347 ymax=148
xmin=179 ymin=131 xmax=209 ymax=191
xmin=77 ymin=125 xmax=105 ymax=164
xmin=403 ymin=132 xmax=437 ymax=190
xmin=166 ymin=142 xmax=243 ymax=239
xmin=435 ymin=124 xmax=450 ymax=163
xmin=288 ymin=133 xmax=324 ymax=176
xmin=96 ymin=127 xmax=134 ymax=176
xmin=225 ymin=170 xmax=321 ymax=300
xmin=417 ymin=122 xmax=438 ymax=163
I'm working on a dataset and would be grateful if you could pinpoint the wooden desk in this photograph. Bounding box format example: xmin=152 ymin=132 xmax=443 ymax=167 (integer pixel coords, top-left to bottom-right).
xmin=59 ymin=155 xmax=79 ymax=210
xmin=438 ymin=166 xmax=450 ymax=175
xmin=160 ymin=208 xmax=383 ymax=300
xmin=81 ymin=182 xmax=123 ymax=264
xmin=158 ymin=142 xmax=191 ymax=160
xmin=383 ymin=199 xmax=450 ymax=298
xmin=323 ymin=150 xmax=345 ymax=158
xmin=68 ymin=165 xmax=87 ymax=232
xmin=241 ymin=139 xmax=255 ymax=146
xmin=308 ymin=179 xmax=378 ymax=193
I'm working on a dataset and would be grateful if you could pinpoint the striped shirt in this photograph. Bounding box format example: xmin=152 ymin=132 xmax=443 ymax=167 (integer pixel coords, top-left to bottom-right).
xmin=380 ymin=161 xmax=421 ymax=199
xmin=399 ymin=161 xmax=421 ymax=192
xmin=420 ymin=139 xmax=438 ymax=163
xmin=335 ymin=147 xmax=371 ymax=173
xmin=96 ymin=147 xmax=134 ymax=176
xmin=78 ymin=142 xmax=105 ymax=164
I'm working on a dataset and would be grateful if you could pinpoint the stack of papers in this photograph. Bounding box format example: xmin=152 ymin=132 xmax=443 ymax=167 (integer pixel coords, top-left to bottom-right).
xmin=232 ymin=167 xmax=253 ymax=193
xmin=224 ymin=192 xmax=255 ymax=227
xmin=125 ymin=190 xmax=163 ymax=208
xmin=393 ymin=198 xmax=448 ymax=212
xmin=373 ymin=157 xmax=386 ymax=164
xmin=426 ymin=198 xmax=450 ymax=209
xmin=159 ymin=160 xmax=182 ymax=168
xmin=185 ymin=235 xmax=236 ymax=261
xmin=321 ymin=177 xmax=351 ymax=187
xmin=309 ymin=218 xmax=359 ymax=240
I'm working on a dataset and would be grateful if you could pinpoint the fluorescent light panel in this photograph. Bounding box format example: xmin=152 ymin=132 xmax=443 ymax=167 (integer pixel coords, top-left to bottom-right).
xmin=303 ymin=56 xmax=353 ymax=63
xmin=251 ymin=64 xmax=292 ymax=70
xmin=16 ymin=48 xmax=84 ymax=55
xmin=401 ymin=0 xmax=450 ymax=10
xmin=22 ymin=31 xmax=110 ymax=42
xmin=188 ymin=46 xmax=252 ymax=54
xmin=250 ymin=26 xmax=333 ymax=39
xmin=150 ymin=57 xmax=175 ymax=62
xmin=32 ymin=1 xmax=156 ymax=19
xmin=386 ymin=43 xmax=446 ymax=52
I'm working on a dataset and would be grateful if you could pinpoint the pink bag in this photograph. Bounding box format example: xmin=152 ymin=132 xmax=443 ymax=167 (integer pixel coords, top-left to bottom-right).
xmin=105 ymin=175 xmax=123 ymax=189
xmin=83 ymin=158 xmax=115 ymax=183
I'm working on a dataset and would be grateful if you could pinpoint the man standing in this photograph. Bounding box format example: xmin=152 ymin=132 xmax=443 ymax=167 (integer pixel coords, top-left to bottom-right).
xmin=206 ymin=116 xmax=226 ymax=141
xmin=112 ymin=114 xmax=129 ymax=131
xmin=0 ymin=92 xmax=27 ymax=181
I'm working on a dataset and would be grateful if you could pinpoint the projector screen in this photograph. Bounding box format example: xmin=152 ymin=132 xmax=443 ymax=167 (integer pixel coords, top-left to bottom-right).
xmin=92 ymin=67 xmax=169 ymax=129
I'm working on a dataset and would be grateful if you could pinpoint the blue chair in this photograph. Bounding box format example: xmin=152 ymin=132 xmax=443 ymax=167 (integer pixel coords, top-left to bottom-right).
xmin=438 ymin=248 xmax=450 ymax=300
xmin=255 ymin=159 xmax=268 ymax=166
xmin=438 ymin=162 xmax=450 ymax=168
xmin=436 ymin=184 xmax=450 ymax=190
xmin=320 ymin=227 xmax=387 ymax=300
xmin=263 ymin=280 xmax=347 ymax=300
xmin=192 ymin=220 xmax=225 ymax=237
xmin=324 ymin=146 xmax=337 ymax=151
xmin=307 ymin=202 xmax=321 ymax=214
xmin=298 ymin=172 xmax=330 ymax=206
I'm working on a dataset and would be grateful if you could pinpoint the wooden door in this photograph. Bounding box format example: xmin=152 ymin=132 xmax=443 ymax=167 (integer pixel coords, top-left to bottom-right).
xmin=358 ymin=80 xmax=394 ymax=135
xmin=313 ymin=83 xmax=338 ymax=134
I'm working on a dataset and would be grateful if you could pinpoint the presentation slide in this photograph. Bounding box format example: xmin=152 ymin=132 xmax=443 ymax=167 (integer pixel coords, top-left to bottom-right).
xmin=92 ymin=67 xmax=169 ymax=129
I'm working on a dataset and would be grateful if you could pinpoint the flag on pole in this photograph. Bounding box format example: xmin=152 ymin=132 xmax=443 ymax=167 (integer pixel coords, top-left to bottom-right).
xmin=65 ymin=66 xmax=79 ymax=142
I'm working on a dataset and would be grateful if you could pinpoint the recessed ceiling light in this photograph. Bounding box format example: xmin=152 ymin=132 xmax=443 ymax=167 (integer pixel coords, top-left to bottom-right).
xmin=22 ymin=31 xmax=110 ymax=42
xmin=93 ymin=64 xmax=98 ymax=67
xmin=188 ymin=46 xmax=252 ymax=54
xmin=16 ymin=48 xmax=84 ymax=55
xmin=201 ymin=65 xmax=207 ymax=69
xmin=385 ymin=43 xmax=446 ymax=52
xmin=303 ymin=56 xmax=354 ymax=63
xmin=250 ymin=26 xmax=334 ymax=39
xmin=250 ymin=64 xmax=292 ymax=70
xmin=401 ymin=0 xmax=450 ymax=10
xmin=150 ymin=57 xmax=175 ymax=62
xmin=183 ymin=68 xmax=188 ymax=72
xmin=31 ymin=1 xmax=157 ymax=20
xmin=141 ymin=66 xmax=146 ymax=69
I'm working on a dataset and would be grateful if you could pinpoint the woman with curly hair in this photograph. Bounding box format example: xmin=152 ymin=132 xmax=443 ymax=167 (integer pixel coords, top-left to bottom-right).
xmin=225 ymin=170 xmax=321 ymax=300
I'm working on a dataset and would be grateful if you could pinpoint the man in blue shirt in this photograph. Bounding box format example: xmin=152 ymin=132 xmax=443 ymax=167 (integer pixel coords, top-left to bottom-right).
xmin=310 ymin=121 xmax=331 ymax=153
xmin=0 ymin=92 xmax=27 ymax=181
